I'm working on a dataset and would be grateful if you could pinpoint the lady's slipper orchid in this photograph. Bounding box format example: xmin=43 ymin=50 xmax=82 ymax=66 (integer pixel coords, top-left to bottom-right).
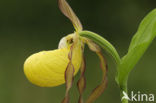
xmin=24 ymin=0 xmax=109 ymax=103
xmin=23 ymin=0 xmax=156 ymax=103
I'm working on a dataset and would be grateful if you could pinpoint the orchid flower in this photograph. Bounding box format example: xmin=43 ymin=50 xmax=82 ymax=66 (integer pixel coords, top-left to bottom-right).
xmin=23 ymin=0 xmax=156 ymax=103
xmin=24 ymin=0 xmax=110 ymax=103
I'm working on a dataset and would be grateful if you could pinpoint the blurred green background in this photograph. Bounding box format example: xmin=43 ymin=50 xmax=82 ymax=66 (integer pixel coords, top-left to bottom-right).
xmin=0 ymin=0 xmax=156 ymax=103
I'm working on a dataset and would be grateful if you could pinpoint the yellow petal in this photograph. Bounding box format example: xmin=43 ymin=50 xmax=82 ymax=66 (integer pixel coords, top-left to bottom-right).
xmin=24 ymin=46 xmax=82 ymax=87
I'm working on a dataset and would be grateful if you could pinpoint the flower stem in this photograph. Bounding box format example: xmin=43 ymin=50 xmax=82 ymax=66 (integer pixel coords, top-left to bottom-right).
xmin=120 ymin=82 xmax=128 ymax=103
xmin=79 ymin=30 xmax=120 ymax=65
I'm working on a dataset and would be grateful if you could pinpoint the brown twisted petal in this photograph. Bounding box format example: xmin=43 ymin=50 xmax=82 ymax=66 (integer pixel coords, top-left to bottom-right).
xmin=61 ymin=45 xmax=74 ymax=103
xmin=62 ymin=38 xmax=83 ymax=103
xmin=77 ymin=54 xmax=86 ymax=103
xmin=58 ymin=0 xmax=83 ymax=31
xmin=86 ymin=52 xmax=107 ymax=103
xmin=85 ymin=40 xmax=108 ymax=103
xmin=86 ymin=52 xmax=108 ymax=103
xmin=61 ymin=61 xmax=74 ymax=103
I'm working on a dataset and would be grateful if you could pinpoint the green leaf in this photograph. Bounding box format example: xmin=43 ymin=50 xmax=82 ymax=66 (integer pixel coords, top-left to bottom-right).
xmin=116 ymin=9 xmax=156 ymax=88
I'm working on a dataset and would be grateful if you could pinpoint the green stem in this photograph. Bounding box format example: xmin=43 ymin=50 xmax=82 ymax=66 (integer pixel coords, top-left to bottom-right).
xmin=120 ymin=82 xmax=128 ymax=103
xmin=79 ymin=30 xmax=120 ymax=65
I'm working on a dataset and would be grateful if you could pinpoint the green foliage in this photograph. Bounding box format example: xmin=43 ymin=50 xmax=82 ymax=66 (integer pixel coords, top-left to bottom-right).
xmin=116 ymin=9 xmax=156 ymax=87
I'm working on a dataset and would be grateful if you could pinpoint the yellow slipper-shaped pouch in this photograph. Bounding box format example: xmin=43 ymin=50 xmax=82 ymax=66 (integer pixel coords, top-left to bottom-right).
xmin=24 ymin=43 xmax=82 ymax=87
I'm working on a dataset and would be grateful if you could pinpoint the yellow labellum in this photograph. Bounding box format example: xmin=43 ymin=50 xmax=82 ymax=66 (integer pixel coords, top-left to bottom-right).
xmin=24 ymin=45 xmax=82 ymax=87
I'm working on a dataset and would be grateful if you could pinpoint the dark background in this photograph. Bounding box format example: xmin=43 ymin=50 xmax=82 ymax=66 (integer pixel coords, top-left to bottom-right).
xmin=0 ymin=0 xmax=156 ymax=103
